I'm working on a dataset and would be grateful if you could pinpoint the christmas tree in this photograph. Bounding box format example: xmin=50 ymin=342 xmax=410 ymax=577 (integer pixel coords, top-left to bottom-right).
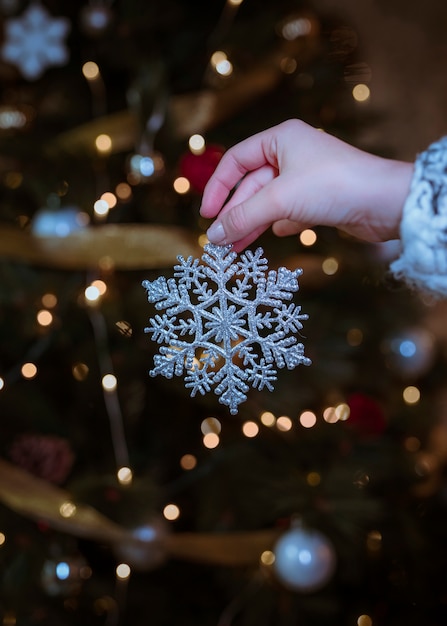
xmin=0 ymin=1 xmax=447 ymax=625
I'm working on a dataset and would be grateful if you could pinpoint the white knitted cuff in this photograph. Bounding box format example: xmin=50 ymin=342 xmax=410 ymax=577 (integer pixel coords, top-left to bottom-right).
xmin=390 ymin=136 xmax=447 ymax=298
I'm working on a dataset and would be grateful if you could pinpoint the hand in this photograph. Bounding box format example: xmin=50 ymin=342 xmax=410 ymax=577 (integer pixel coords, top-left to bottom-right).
xmin=200 ymin=119 xmax=413 ymax=251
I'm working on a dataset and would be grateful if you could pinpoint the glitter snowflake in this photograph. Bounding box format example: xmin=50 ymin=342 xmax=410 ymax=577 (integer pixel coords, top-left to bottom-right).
xmin=142 ymin=244 xmax=310 ymax=415
xmin=2 ymin=2 xmax=70 ymax=80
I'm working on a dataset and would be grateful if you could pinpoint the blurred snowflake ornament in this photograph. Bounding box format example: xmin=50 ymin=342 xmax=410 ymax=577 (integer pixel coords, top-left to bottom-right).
xmin=1 ymin=2 xmax=70 ymax=80
xmin=142 ymin=244 xmax=311 ymax=414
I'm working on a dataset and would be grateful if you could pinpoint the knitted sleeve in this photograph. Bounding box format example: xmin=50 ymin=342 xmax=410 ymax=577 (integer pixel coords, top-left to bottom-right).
xmin=390 ymin=136 xmax=447 ymax=298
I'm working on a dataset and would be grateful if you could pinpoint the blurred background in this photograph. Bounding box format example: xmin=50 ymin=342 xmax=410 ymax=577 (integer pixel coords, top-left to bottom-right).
xmin=1 ymin=1 xmax=447 ymax=624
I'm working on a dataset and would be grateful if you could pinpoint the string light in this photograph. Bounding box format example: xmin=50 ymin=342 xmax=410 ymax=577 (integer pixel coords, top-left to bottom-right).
xmin=403 ymin=385 xmax=420 ymax=405
xmin=322 ymin=257 xmax=339 ymax=275
xmin=306 ymin=471 xmax=321 ymax=486
xmin=0 ymin=532 xmax=5 ymax=546
xmin=116 ymin=563 xmax=131 ymax=580
xmin=36 ymin=309 xmax=53 ymax=327
xmin=357 ymin=616 xmax=373 ymax=626
xmin=299 ymin=228 xmax=317 ymax=246
xmin=180 ymin=454 xmax=197 ymax=470
xmin=95 ymin=134 xmax=112 ymax=154
xmin=85 ymin=284 xmax=101 ymax=303
xmin=260 ymin=411 xmax=276 ymax=427
xmin=82 ymin=61 xmax=100 ymax=80
xmin=91 ymin=279 xmax=107 ymax=295
xmin=100 ymin=192 xmax=117 ymax=209
xmin=299 ymin=410 xmax=317 ymax=428
xmin=276 ymin=415 xmax=292 ymax=431
xmin=352 ymin=84 xmax=370 ymax=102
xmin=260 ymin=550 xmax=275 ymax=565
xmin=59 ymin=501 xmax=77 ymax=518
xmin=102 ymin=374 xmax=117 ymax=391
xmin=347 ymin=327 xmax=363 ymax=346
xmin=21 ymin=362 xmax=37 ymax=379
xmin=188 ymin=134 xmax=205 ymax=155
xmin=173 ymin=176 xmax=190 ymax=194
xmin=203 ymin=432 xmax=220 ymax=448
xmin=117 ymin=466 xmax=133 ymax=485
xmin=163 ymin=503 xmax=180 ymax=521
xmin=0 ymin=378 xmax=4 ymax=391
xmin=115 ymin=182 xmax=132 ymax=201
xmin=242 ymin=421 xmax=259 ymax=438
xmin=201 ymin=417 xmax=221 ymax=435
xmin=42 ymin=293 xmax=57 ymax=308
xmin=93 ymin=198 xmax=109 ymax=218
xmin=72 ymin=362 xmax=89 ymax=381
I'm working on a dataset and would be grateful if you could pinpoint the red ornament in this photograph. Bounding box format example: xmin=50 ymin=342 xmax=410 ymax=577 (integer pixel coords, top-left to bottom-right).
xmin=345 ymin=392 xmax=387 ymax=437
xmin=179 ymin=144 xmax=225 ymax=193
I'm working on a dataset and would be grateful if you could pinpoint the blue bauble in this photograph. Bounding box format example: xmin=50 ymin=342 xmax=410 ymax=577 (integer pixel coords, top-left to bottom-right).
xmin=273 ymin=526 xmax=336 ymax=592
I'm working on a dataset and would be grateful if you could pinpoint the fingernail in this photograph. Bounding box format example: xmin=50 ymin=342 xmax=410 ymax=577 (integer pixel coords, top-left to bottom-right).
xmin=206 ymin=221 xmax=226 ymax=244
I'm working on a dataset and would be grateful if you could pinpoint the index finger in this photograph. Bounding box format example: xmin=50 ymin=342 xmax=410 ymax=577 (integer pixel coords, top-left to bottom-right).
xmin=200 ymin=128 xmax=276 ymax=218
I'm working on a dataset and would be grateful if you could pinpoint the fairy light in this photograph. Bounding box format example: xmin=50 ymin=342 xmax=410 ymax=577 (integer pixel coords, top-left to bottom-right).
xmin=116 ymin=563 xmax=131 ymax=580
xmin=163 ymin=503 xmax=180 ymax=521
xmin=0 ymin=378 xmax=4 ymax=391
xmin=260 ymin=411 xmax=276 ymax=427
xmin=323 ymin=407 xmax=338 ymax=423
xmin=180 ymin=454 xmax=197 ymax=470
xmin=322 ymin=257 xmax=339 ymax=275
xmin=242 ymin=421 xmax=259 ymax=438
xmin=100 ymin=192 xmax=117 ymax=209
xmin=281 ymin=17 xmax=312 ymax=40
xmin=42 ymin=293 xmax=57 ymax=308
xmin=347 ymin=327 xmax=363 ymax=346
xmin=115 ymin=182 xmax=132 ymax=201
xmin=276 ymin=415 xmax=292 ymax=431
xmin=36 ymin=309 xmax=53 ymax=327
xmin=228 ymin=0 xmax=244 ymax=5
xmin=84 ymin=284 xmax=101 ymax=303
xmin=260 ymin=550 xmax=275 ymax=565
xmin=93 ymin=198 xmax=109 ymax=217
xmin=188 ymin=134 xmax=205 ymax=155
xmin=357 ymin=615 xmax=373 ymax=626
xmin=59 ymin=501 xmax=77 ymax=518
xmin=21 ymin=362 xmax=37 ymax=379
xmin=210 ymin=51 xmax=233 ymax=76
xmin=117 ymin=466 xmax=133 ymax=485
xmin=82 ymin=61 xmax=100 ymax=80
xmin=95 ymin=134 xmax=112 ymax=154
xmin=91 ymin=279 xmax=107 ymax=295
xmin=0 ymin=532 xmax=5 ymax=546
xmin=335 ymin=402 xmax=350 ymax=421
xmin=72 ymin=362 xmax=89 ymax=381
xmin=173 ymin=176 xmax=190 ymax=194
xmin=352 ymin=84 xmax=370 ymax=102
xmin=299 ymin=410 xmax=317 ymax=428
xmin=201 ymin=417 xmax=221 ymax=435
xmin=203 ymin=433 xmax=220 ymax=449
xmin=306 ymin=471 xmax=321 ymax=486
xmin=299 ymin=229 xmax=317 ymax=246
xmin=102 ymin=374 xmax=117 ymax=391
xmin=403 ymin=385 xmax=420 ymax=405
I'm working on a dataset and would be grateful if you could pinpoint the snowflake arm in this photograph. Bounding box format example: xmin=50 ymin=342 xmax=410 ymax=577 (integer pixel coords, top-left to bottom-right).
xmin=142 ymin=244 xmax=311 ymax=414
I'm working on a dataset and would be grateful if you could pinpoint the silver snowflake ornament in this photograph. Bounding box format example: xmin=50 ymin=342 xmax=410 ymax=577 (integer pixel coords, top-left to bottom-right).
xmin=142 ymin=244 xmax=311 ymax=414
xmin=2 ymin=2 xmax=70 ymax=80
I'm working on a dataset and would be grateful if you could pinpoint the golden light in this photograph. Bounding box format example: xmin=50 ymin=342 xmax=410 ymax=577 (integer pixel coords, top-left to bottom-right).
xmin=366 ymin=530 xmax=382 ymax=553
xmin=201 ymin=417 xmax=222 ymax=435
xmin=82 ymin=61 xmax=100 ymax=80
xmin=173 ymin=176 xmax=191 ymax=194
xmin=352 ymin=84 xmax=371 ymax=102
xmin=102 ymin=374 xmax=117 ymax=391
xmin=299 ymin=229 xmax=317 ymax=246
xmin=198 ymin=234 xmax=209 ymax=248
xmin=100 ymin=192 xmax=117 ymax=208
xmin=323 ymin=407 xmax=338 ymax=423
xmin=72 ymin=362 xmax=89 ymax=381
xmin=163 ymin=503 xmax=180 ymax=521
xmin=203 ymin=433 xmax=220 ymax=449
xmin=21 ymin=362 xmax=37 ymax=379
xmin=403 ymin=385 xmax=420 ymax=405
xmin=95 ymin=134 xmax=112 ymax=154
xmin=84 ymin=284 xmax=101 ymax=302
xmin=260 ymin=411 xmax=276 ymax=427
xmin=117 ymin=466 xmax=133 ymax=485
xmin=335 ymin=402 xmax=350 ymax=421
xmin=91 ymin=279 xmax=107 ymax=295
xmin=280 ymin=57 xmax=297 ymax=74
xmin=306 ymin=471 xmax=321 ymax=486
xmin=210 ymin=50 xmax=228 ymax=67
xmin=299 ymin=410 xmax=317 ymax=428
xmin=116 ymin=563 xmax=131 ymax=580
xmin=93 ymin=198 xmax=109 ymax=217
xmin=347 ymin=327 xmax=363 ymax=346
xmin=228 ymin=0 xmax=244 ymax=5
xmin=0 ymin=532 xmax=5 ymax=546
xmin=404 ymin=436 xmax=421 ymax=452
xmin=242 ymin=421 xmax=259 ymax=438
xmin=59 ymin=501 xmax=77 ymax=518
xmin=188 ymin=134 xmax=206 ymax=155
xmin=210 ymin=51 xmax=233 ymax=76
xmin=276 ymin=415 xmax=292 ymax=431
xmin=180 ymin=454 xmax=197 ymax=470
xmin=357 ymin=615 xmax=373 ymax=626
xmin=322 ymin=257 xmax=339 ymax=275
xmin=115 ymin=182 xmax=132 ymax=201
xmin=42 ymin=293 xmax=57 ymax=308
xmin=37 ymin=309 xmax=53 ymax=327
xmin=260 ymin=550 xmax=275 ymax=566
